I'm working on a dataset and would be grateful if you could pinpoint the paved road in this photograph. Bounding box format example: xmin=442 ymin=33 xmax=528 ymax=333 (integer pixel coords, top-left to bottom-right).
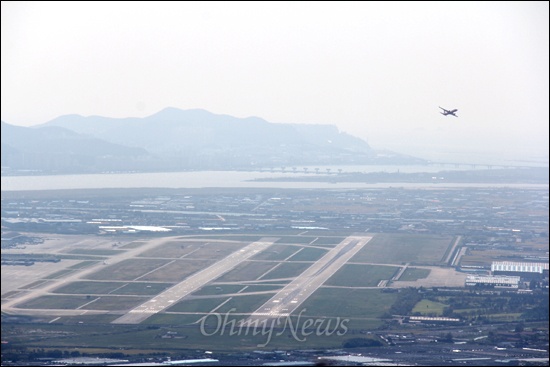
xmin=445 ymin=235 xmax=463 ymax=265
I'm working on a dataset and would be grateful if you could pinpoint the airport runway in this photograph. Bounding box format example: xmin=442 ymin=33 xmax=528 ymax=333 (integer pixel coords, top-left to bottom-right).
xmin=243 ymin=235 xmax=372 ymax=325
xmin=111 ymin=237 xmax=278 ymax=324
xmin=2 ymin=236 xmax=182 ymax=315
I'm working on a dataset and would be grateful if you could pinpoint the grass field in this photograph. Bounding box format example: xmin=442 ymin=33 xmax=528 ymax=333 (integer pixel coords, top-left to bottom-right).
xmin=51 ymin=281 xmax=128 ymax=295
xmin=324 ymin=264 xmax=399 ymax=287
xmin=136 ymin=259 xmax=215 ymax=282
xmin=259 ymin=262 xmax=312 ymax=280
xmin=183 ymin=242 xmax=251 ymax=260
xmin=309 ymin=236 xmax=344 ymax=245
xmin=412 ymin=299 xmax=448 ymax=316
xmin=276 ymin=236 xmax=322 ymax=244
xmin=16 ymin=295 xmax=94 ymax=309
xmin=165 ymin=297 xmax=231 ymax=313
xmin=299 ymin=288 xmax=398 ymax=319
xmin=51 ymin=280 xmax=174 ymax=296
xmin=110 ymin=282 xmax=174 ymax=295
xmin=84 ymin=258 xmax=171 ymax=281
xmin=80 ymin=295 xmax=150 ymax=310
xmin=214 ymin=261 xmax=277 ymax=282
xmin=287 ymin=247 xmax=329 ymax=262
xmin=136 ymin=240 xmax=208 ymax=258
xmin=251 ymin=244 xmax=302 ymax=261
xmin=214 ymin=293 xmax=275 ymax=314
xmin=2 ymin=320 xmax=375 ymax=351
xmin=350 ymin=233 xmax=453 ymax=265
xmin=192 ymin=284 xmax=247 ymax=296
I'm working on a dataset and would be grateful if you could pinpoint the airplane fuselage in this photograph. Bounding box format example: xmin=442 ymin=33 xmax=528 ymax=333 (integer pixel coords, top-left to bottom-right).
xmin=439 ymin=107 xmax=458 ymax=117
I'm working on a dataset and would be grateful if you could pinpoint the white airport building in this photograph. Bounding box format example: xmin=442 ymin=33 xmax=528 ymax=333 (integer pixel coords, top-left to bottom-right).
xmin=465 ymin=275 xmax=520 ymax=288
xmin=491 ymin=261 xmax=549 ymax=279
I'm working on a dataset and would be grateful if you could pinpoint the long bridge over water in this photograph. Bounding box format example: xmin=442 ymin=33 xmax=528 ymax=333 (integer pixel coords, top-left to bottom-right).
xmin=265 ymin=163 xmax=546 ymax=174
xmin=425 ymin=161 xmax=546 ymax=169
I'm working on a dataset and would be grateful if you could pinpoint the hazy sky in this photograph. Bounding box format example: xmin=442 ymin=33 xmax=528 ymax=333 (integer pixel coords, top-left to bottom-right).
xmin=2 ymin=1 xmax=548 ymax=164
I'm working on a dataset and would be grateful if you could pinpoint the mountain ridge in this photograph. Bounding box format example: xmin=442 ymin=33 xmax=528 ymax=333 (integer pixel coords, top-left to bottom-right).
xmin=3 ymin=108 xmax=426 ymax=174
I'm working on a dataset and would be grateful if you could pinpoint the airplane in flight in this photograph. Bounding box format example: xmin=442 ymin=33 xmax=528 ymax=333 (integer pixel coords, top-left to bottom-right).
xmin=439 ymin=106 xmax=458 ymax=117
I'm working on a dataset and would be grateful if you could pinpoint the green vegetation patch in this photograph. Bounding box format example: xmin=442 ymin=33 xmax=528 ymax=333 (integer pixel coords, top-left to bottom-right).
xmin=215 ymin=293 xmax=275 ymax=314
xmin=184 ymin=242 xmax=250 ymax=260
xmin=214 ymin=261 xmax=276 ymax=282
xmin=351 ymin=233 xmax=453 ymax=265
xmin=310 ymin=236 xmax=344 ymax=245
xmin=137 ymin=240 xmax=209 ymax=258
xmin=16 ymin=295 xmax=93 ymax=310
xmin=424 ymin=290 xmax=549 ymax=322
xmin=299 ymin=288 xmax=397 ymax=318
xmin=276 ymin=236 xmax=319 ymax=244
xmin=286 ymin=247 xmax=329 ymax=262
xmin=325 ymin=264 xmax=399 ymax=287
xmin=251 ymin=245 xmax=302 ymax=261
xmin=80 ymin=295 xmax=150 ymax=311
xmin=412 ymin=299 xmax=448 ymax=316
xmin=111 ymin=282 xmax=174 ymax=296
xmin=166 ymin=297 xmax=231 ymax=313
xmin=84 ymin=258 xmax=171 ymax=281
xmin=481 ymin=313 xmax=524 ymax=322
xmin=51 ymin=281 xmax=128 ymax=295
xmin=259 ymin=262 xmax=312 ymax=280
xmin=137 ymin=259 xmax=215 ymax=282
xmin=192 ymin=284 xmax=247 ymax=296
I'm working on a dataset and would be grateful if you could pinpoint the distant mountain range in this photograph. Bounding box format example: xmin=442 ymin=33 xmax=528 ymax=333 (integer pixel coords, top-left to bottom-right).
xmin=1 ymin=107 xmax=426 ymax=174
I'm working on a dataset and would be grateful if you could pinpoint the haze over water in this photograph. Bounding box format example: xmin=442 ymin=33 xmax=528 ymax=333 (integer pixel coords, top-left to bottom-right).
xmin=2 ymin=167 xmax=547 ymax=192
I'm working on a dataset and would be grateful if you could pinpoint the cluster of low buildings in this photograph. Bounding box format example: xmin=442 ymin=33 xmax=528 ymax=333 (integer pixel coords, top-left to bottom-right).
xmin=2 ymin=187 xmax=547 ymax=238
xmin=465 ymin=261 xmax=549 ymax=289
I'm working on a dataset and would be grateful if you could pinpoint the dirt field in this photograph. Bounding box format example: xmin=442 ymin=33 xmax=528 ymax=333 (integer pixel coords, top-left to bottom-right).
xmin=391 ymin=266 xmax=468 ymax=288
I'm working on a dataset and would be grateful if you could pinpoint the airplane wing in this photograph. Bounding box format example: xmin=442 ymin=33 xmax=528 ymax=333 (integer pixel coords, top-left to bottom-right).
xmin=450 ymin=109 xmax=458 ymax=113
